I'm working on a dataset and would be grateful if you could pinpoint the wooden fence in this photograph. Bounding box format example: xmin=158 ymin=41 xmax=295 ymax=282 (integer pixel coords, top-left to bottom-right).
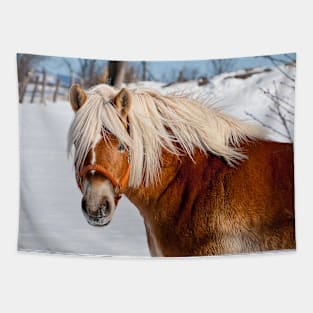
xmin=18 ymin=69 xmax=72 ymax=104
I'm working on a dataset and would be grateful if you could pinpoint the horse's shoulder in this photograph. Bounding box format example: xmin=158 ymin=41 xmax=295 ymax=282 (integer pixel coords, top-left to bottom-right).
xmin=244 ymin=139 xmax=293 ymax=159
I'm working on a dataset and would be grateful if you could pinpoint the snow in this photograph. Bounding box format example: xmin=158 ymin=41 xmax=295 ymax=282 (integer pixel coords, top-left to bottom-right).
xmin=18 ymin=64 xmax=295 ymax=257
xmin=130 ymin=64 xmax=295 ymax=142
xmin=23 ymin=82 xmax=69 ymax=103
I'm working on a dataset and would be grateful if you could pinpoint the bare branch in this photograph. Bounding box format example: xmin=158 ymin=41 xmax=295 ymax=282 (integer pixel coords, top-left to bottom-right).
xmin=245 ymin=111 xmax=291 ymax=140
xmin=280 ymin=81 xmax=295 ymax=90
xmin=247 ymin=55 xmax=295 ymax=143
xmin=268 ymin=106 xmax=279 ymax=115
xmin=62 ymin=58 xmax=74 ymax=72
xmin=284 ymin=54 xmax=296 ymax=64
xmin=275 ymin=100 xmax=293 ymax=141
xmin=264 ymin=56 xmax=295 ymax=82
xmin=210 ymin=59 xmax=236 ymax=76
xmin=265 ymin=112 xmax=293 ymax=125
xmin=260 ymin=87 xmax=294 ymax=110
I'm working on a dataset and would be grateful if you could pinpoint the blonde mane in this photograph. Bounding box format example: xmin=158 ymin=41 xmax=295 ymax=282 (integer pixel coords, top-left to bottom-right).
xmin=68 ymin=84 xmax=266 ymax=187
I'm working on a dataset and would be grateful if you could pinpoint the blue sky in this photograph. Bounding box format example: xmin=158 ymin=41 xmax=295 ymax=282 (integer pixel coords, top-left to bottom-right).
xmin=36 ymin=52 xmax=296 ymax=83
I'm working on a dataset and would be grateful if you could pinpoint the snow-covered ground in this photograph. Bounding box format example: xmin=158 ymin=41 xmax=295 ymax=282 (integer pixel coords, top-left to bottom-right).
xmin=18 ymin=64 xmax=295 ymax=257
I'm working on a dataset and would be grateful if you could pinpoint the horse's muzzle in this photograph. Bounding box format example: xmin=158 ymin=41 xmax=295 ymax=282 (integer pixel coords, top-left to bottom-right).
xmin=81 ymin=198 xmax=112 ymax=227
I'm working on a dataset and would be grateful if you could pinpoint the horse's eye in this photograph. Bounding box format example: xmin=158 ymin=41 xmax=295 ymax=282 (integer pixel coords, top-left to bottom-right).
xmin=118 ymin=143 xmax=126 ymax=152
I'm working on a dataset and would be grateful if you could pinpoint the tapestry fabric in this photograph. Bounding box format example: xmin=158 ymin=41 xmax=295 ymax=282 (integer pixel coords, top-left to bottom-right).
xmin=17 ymin=53 xmax=296 ymax=257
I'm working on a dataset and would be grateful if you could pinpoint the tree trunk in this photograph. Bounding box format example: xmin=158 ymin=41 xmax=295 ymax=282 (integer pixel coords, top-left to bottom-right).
xmin=108 ymin=61 xmax=127 ymax=88
xmin=142 ymin=61 xmax=147 ymax=81
xmin=70 ymin=70 xmax=75 ymax=86
xmin=30 ymin=75 xmax=39 ymax=103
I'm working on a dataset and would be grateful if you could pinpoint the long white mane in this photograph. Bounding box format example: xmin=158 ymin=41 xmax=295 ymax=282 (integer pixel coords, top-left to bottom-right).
xmin=68 ymin=84 xmax=266 ymax=187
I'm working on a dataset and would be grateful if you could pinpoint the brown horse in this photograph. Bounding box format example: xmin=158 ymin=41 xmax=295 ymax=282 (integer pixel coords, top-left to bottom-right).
xmin=68 ymin=83 xmax=295 ymax=257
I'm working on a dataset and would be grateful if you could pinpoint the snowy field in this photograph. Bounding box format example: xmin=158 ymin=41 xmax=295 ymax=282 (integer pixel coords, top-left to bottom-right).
xmin=18 ymin=64 xmax=295 ymax=257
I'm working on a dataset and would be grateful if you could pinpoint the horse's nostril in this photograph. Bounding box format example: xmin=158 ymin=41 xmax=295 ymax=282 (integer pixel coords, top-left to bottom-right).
xmin=81 ymin=198 xmax=87 ymax=213
xmin=100 ymin=201 xmax=110 ymax=216
xmin=101 ymin=201 xmax=107 ymax=210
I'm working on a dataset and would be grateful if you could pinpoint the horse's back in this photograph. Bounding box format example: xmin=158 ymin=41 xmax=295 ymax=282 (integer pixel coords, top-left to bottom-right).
xmin=233 ymin=140 xmax=295 ymax=251
xmin=244 ymin=140 xmax=294 ymax=211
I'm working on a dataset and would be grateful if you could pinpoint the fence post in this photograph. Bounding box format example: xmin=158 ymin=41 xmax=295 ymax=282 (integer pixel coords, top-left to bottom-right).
xmin=30 ymin=76 xmax=39 ymax=103
xmin=19 ymin=71 xmax=32 ymax=103
xmin=53 ymin=79 xmax=61 ymax=102
xmin=40 ymin=68 xmax=46 ymax=104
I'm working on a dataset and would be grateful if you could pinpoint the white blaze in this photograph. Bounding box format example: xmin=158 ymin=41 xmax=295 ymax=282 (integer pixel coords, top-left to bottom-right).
xmin=91 ymin=133 xmax=102 ymax=165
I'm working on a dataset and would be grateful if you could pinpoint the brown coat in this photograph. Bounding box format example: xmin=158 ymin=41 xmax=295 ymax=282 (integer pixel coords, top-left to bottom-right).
xmin=126 ymin=140 xmax=295 ymax=256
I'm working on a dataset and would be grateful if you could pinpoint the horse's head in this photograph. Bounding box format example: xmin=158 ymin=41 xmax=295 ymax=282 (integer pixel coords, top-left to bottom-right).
xmin=69 ymin=84 xmax=132 ymax=227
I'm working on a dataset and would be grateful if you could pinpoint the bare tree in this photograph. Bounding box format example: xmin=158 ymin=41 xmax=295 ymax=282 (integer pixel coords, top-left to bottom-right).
xmin=142 ymin=61 xmax=147 ymax=81
xmin=63 ymin=58 xmax=130 ymax=88
xmin=177 ymin=70 xmax=186 ymax=82
xmin=63 ymin=58 xmax=104 ymax=88
xmin=209 ymin=58 xmax=236 ymax=76
xmin=245 ymin=55 xmax=296 ymax=142
xmin=183 ymin=67 xmax=199 ymax=81
xmin=263 ymin=55 xmax=296 ymax=83
xmin=124 ymin=64 xmax=138 ymax=83
xmin=77 ymin=59 xmax=100 ymax=88
xmin=63 ymin=58 xmax=75 ymax=86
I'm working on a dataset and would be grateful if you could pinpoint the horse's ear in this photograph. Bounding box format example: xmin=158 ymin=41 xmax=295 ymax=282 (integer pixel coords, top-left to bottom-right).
xmin=69 ymin=84 xmax=87 ymax=112
xmin=113 ymin=88 xmax=132 ymax=123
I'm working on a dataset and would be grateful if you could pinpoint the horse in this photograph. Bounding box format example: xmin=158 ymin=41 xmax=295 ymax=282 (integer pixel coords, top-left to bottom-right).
xmin=67 ymin=83 xmax=295 ymax=257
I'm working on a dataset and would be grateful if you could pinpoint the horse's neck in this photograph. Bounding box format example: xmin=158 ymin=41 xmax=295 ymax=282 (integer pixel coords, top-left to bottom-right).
xmin=124 ymin=149 xmax=227 ymax=256
xmin=125 ymin=150 xmax=182 ymax=219
xmin=125 ymin=149 xmax=225 ymax=221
